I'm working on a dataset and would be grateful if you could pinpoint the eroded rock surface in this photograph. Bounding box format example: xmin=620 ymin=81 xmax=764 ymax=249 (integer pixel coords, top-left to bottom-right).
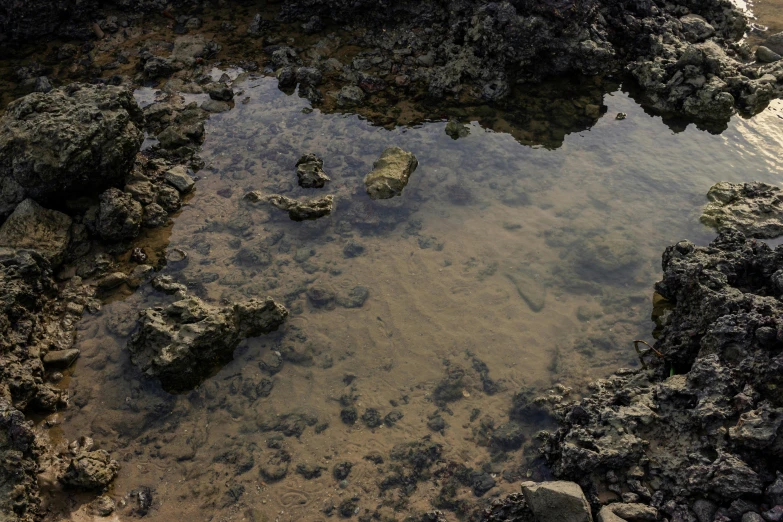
xmin=0 ymin=199 xmax=72 ymax=266
xmin=701 ymin=181 xmax=783 ymax=238
xmin=541 ymin=228 xmax=783 ymax=514
xmin=0 ymin=83 xmax=144 ymax=216
xmin=296 ymin=153 xmax=330 ymax=188
xmin=246 ymin=191 xmax=334 ymax=221
xmin=127 ymin=293 xmax=289 ymax=391
xmin=364 ymin=147 xmax=418 ymax=200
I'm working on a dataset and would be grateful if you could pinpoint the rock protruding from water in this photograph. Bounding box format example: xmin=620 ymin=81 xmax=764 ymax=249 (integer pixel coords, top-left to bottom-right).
xmin=296 ymin=154 xmax=330 ymax=188
xmin=0 ymin=199 xmax=72 ymax=267
xmin=701 ymin=181 xmax=783 ymax=238
xmin=245 ymin=191 xmax=334 ymax=221
xmin=364 ymin=147 xmax=418 ymax=200
xmin=521 ymin=481 xmax=592 ymax=522
xmin=0 ymin=83 xmax=144 ymax=217
xmin=60 ymin=449 xmax=120 ymax=490
xmin=127 ymin=293 xmax=288 ymax=392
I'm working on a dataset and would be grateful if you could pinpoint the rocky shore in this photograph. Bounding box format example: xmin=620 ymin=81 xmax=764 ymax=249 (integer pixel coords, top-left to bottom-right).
xmin=2 ymin=1 xmax=783 ymax=522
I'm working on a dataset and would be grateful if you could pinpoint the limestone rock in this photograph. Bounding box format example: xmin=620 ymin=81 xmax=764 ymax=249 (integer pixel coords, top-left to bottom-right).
xmin=246 ymin=191 xmax=334 ymax=221
xmin=521 ymin=481 xmax=593 ymax=522
xmin=127 ymin=293 xmax=288 ymax=391
xmin=0 ymin=199 xmax=72 ymax=267
xmin=296 ymin=153 xmax=330 ymax=188
xmin=164 ymin=165 xmax=195 ymax=193
xmin=97 ymin=188 xmax=142 ymax=242
xmin=0 ymin=84 xmax=143 ymax=217
xmin=60 ymin=449 xmax=120 ymax=490
xmin=364 ymin=147 xmax=419 ymax=200
xmin=701 ymin=181 xmax=783 ymax=238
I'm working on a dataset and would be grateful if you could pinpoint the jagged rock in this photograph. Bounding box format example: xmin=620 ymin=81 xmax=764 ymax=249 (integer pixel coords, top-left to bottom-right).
xmin=206 ymin=82 xmax=233 ymax=101
xmin=245 ymin=191 xmax=334 ymax=221
xmin=364 ymin=147 xmax=419 ymax=200
xmin=701 ymin=181 xmax=783 ymax=238
xmin=164 ymin=166 xmax=195 ymax=193
xmin=60 ymin=449 xmax=120 ymax=490
xmin=521 ymin=481 xmax=592 ymax=522
xmin=296 ymin=154 xmax=330 ymax=188
xmin=0 ymin=199 xmax=72 ymax=267
xmin=97 ymin=188 xmax=142 ymax=242
xmin=680 ymin=14 xmax=715 ymax=42
xmin=127 ymin=293 xmax=288 ymax=391
xmin=0 ymin=84 xmax=143 ymax=217
xmin=0 ymin=398 xmax=42 ymax=522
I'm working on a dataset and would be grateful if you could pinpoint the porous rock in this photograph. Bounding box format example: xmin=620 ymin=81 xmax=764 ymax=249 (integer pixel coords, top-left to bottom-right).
xmin=364 ymin=147 xmax=418 ymax=200
xmin=701 ymin=181 xmax=783 ymax=238
xmin=521 ymin=480 xmax=592 ymax=522
xmin=296 ymin=153 xmax=330 ymax=188
xmin=127 ymin=293 xmax=288 ymax=391
xmin=245 ymin=191 xmax=334 ymax=221
xmin=60 ymin=449 xmax=120 ymax=490
xmin=0 ymin=84 xmax=143 ymax=217
xmin=0 ymin=199 xmax=72 ymax=267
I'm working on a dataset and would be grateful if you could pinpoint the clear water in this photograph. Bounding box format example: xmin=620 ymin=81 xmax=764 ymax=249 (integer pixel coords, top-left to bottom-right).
xmin=47 ymin=76 xmax=783 ymax=520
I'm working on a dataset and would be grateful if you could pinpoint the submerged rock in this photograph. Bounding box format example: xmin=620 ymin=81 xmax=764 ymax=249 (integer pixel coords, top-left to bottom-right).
xmin=364 ymin=147 xmax=419 ymax=200
xmin=296 ymin=153 xmax=330 ymax=188
xmin=127 ymin=293 xmax=288 ymax=391
xmin=0 ymin=83 xmax=143 ymax=217
xmin=245 ymin=191 xmax=334 ymax=221
xmin=0 ymin=199 xmax=72 ymax=267
xmin=701 ymin=181 xmax=783 ymax=238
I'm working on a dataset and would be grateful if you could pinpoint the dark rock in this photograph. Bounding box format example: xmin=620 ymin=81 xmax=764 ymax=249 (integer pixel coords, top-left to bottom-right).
xmin=97 ymin=188 xmax=142 ymax=242
xmin=384 ymin=410 xmax=404 ymax=427
xmin=361 ymin=408 xmax=382 ymax=428
xmin=296 ymin=154 xmax=330 ymax=188
xmin=260 ymin=450 xmax=290 ymax=481
xmin=60 ymin=449 xmax=120 ymax=490
xmin=340 ymin=406 xmax=358 ymax=425
xmin=246 ymin=191 xmax=334 ymax=221
xmin=0 ymin=199 xmax=72 ymax=267
xmin=333 ymin=461 xmax=353 ymax=480
xmin=296 ymin=463 xmax=326 ymax=479
xmin=336 ymin=286 xmax=369 ymax=308
xmin=42 ymin=349 xmax=80 ymax=369
xmin=343 ymin=240 xmax=365 ymax=258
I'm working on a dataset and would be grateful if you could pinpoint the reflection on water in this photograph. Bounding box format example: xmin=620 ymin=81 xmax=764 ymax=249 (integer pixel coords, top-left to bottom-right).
xmin=50 ymin=78 xmax=783 ymax=520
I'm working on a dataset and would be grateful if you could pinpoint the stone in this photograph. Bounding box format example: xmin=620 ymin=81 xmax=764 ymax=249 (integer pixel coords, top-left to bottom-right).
xmin=0 ymin=199 xmax=72 ymax=267
xmin=767 ymin=474 xmax=783 ymax=506
xmin=60 ymin=449 xmax=120 ymax=490
xmin=97 ymin=272 xmax=128 ymax=290
xmin=97 ymin=188 xmax=142 ymax=242
xmin=164 ymin=166 xmax=195 ymax=194
xmin=692 ymin=500 xmax=718 ymax=522
xmin=743 ymin=513 xmax=765 ymax=522
xmin=336 ymin=85 xmax=365 ymax=106
xmin=680 ymin=14 xmax=715 ymax=42
xmin=206 ymin=83 xmax=234 ymax=101
xmin=608 ymin=503 xmax=658 ymax=521
xmin=296 ymin=154 xmax=330 ymax=188
xmin=701 ymin=182 xmax=783 ymax=238
xmin=201 ymin=99 xmax=231 ymax=113
xmin=42 ymin=349 xmax=80 ymax=369
xmin=296 ymin=67 xmax=322 ymax=87
xmin=127 ymin=293 xmax=288 ymax=391
xmin=521 ymin=481 xmax=593 ymax=522
xmin=756 ymin=46 xmax=781 ymax=63
xmin=142 ymin=203 xmax=169 ymax=228
xmin=89 ymin=495 xmax=115 ymax=516
xmin=599 ymin=506 xmax=626 ymax=522
xmin=0 ymin=84 xmax=143 ymax=217
xmin=764 ymin=32 xmax=783 ymax=55
xmin=364 ymin=147 xmax=419 ymax=200
xmin=246 ymin=191 xmax=334 ymax=221
xmin=170 ymin=35 xmax=208 ymax=65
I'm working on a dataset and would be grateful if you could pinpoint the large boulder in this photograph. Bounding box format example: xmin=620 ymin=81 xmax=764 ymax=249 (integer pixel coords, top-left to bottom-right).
xmin=521 ymin=481 xmax=593 ymax=522
xmin=364 ymin=147 xmax=418 ymax=200
xmin=0 ymin=83 xmax=144 ymax=217
xmin=0 ymin=199 xmax=72 ymax=267
xmin=127 ymin=293 xmax=289 ymax=392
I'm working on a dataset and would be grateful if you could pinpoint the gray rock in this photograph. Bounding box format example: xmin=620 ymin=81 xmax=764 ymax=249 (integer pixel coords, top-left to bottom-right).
xmin=206 ymin=82 xmax=234 ymax=101
xmin=296 ymin=154 xmax=330 ymax=188
xmin=164 ymin=166 xmax=195 ymax=193
xmin=170 ymin=35 xmax=208 ymax=66
xmin=764 ymin=32 xmax=783 ymax=55
xmin=142 ymin=202 xmax=169 ymax=228
xmin=97 ymin=188 xmax=142 ymax=242
xmin=42 ymin=349 xmax=80 ymax=369
xmin=767 ymin=474 xmax=783 ymax=506
xmin=692 ymin=500 xmax=718 ymax=522
xmin=127 ymin=293 xmax=288 ymax=391
xmin=296 ymin=67 xmax=322 ymax=87
xmin=60 ymin=449 xmax=120 ymax=490
xmin=143 ymin=56 xmax=177 ymax=78
xmin=0 ymin=84 xmax=143 ymax=217
xmin=34 ymin=76 xmax=52 ymax=93
xmin=701 ymin=181 xmax=783 ymax=238
xmin=756 ymin=46 xmax=781 ymax=63
xmin=364 ymin=147 xmax=418 ymax=200
xmin=201 ymin=99 xmax=231 ymax=113
xmin=598 ymin=506 xmax=627 ymax=522
xmin=0 ymin=199 xmax=72 ymax=267
xmin=246 ymin=191 xmax=334 ymax=221
xmin=521 ymin=481 xmax=593 ymax=522
xmin=608 ymin=503 xmax=658 ymax=522
xmin=743 ymin=513 xmax=765 ymax=522
xmin=335 ymin=85 xmax=365 ymax=106
xmin=680 ymin=14 xmax=715 ymax=42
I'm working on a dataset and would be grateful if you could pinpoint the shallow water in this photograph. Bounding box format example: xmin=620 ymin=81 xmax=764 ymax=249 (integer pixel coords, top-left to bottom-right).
xmin=43 ymin=73 xmax=783 ymax=520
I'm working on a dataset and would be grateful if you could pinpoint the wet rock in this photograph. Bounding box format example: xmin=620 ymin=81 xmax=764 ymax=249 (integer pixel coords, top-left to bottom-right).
xmin=88 ymin=495 xmax=115 ymax=516
xmin=97 ymin=188 xmax=142 ymax=242
xmin=340 ymin=406 xmax=358 ymax=425
xmin=361 ymin=408 xmax=382 ymax=428
xmin=445 ymin=121 xmax=470 ymax=140
xmin=142 ymin=203 xmax=168 ymax=228
xmin=127 ymin=293 xmax=288 ymax=391
xmin=246 ymin=191 xmax=334 ymax=221
xmin=144 ymin=56 xmax=177 ymax=79
xmin=156 ymin=185 xmax=182 ymax=213
xmin=201 ymin=99 xmax=231 ymax=113
xmin=0 ymin=398 xmax=41 ymax=522
xmin=296 ymin=463 xmax=326 ymax=479
xmin=0 ymin=84 xmax=143 ymax=216
xmin=384 ymin=410 xmax=404 ymax=427
xmin=260 ymin=450 xmax=290 ymax=481
xmin=42 ymin=349 xmax=80 ymax=369
xmin=701 ymin=182 xmax=783 ymax=238
xmin=0 ymin=199 xmax=72 ymax=267
xmin=490 ymin=421 xmax=526 ymax=451
xmin=680 ymin=15 xmax=715 ymax=43
xmin=296 ymin=67 xmax=323 ymax=87
xmin=296 ymin=153 xmax=330 ymax=188
xmin=364 ymin=147 xmax=419 ymax=200
xmin=129 ymin=486 xmax=154 ymax=517
xmin=427 ymin=413 xmax=447 ymax=433
xmin=307 ymin=283 xmax=336 ymax=308
xmin=333 ymin=461 xmax=353 ymax=480
xmin=60 ymin=449 xmax=120 ymax=490
xmin=170 ymin=35 xmax=217 ymax=66
xmin=97 ymin=272 xmax=128 ymax=290
xmin=336 ymin=85 xmax=365 ymax=106
xmin=336 ymin=285 xmax=369 ymax=308
xmin=756 ymin=46 xmax=781 ymax=64
xmin=521 ymin=481 xmax=592 ymax=522
xmin=765 ymin=32 xmax=783 ymax=55
xmin=206 ymin=83 xmax=234 ymax=102
xmin=164 ymin=165 xmax=195 ymax=193
xmin=692 ymin=500 xmax=718 ymax=522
